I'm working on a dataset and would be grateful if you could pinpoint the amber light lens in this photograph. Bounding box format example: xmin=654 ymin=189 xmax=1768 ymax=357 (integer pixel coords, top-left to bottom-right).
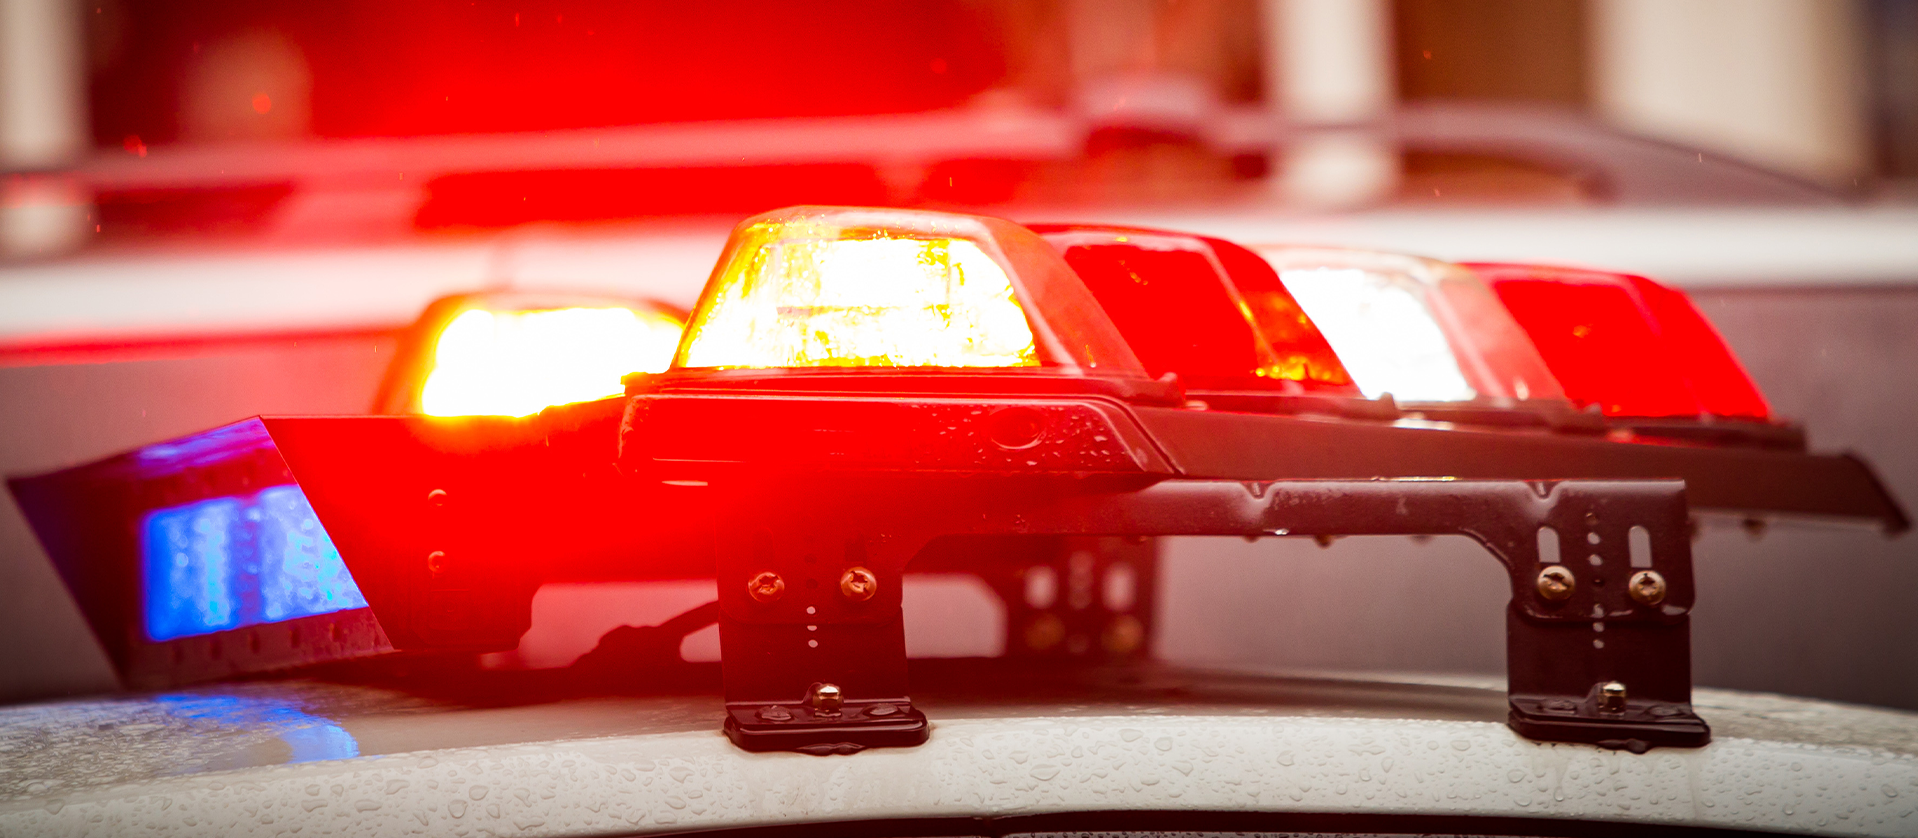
xmin=420 ymin=306 xmax=685 ymax=417
xmin=678 ymin=223 xmax=1040 ymax=370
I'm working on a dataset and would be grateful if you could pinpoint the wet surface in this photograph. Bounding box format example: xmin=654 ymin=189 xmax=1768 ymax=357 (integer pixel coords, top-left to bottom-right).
xmin=3 ymin=661 xmax=1914 ymax=811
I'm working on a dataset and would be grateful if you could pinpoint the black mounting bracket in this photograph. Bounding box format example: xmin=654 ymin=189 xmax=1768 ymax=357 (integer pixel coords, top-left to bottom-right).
xmin=706 ymin=476 xmax=1704 ymax=753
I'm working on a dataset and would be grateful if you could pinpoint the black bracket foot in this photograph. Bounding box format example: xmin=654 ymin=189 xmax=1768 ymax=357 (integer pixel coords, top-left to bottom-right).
xmin=723 ymin=700 xmax=930 ymax=753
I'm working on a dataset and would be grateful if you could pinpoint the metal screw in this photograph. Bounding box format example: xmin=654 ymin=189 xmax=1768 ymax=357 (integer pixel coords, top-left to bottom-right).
xmin=1102 ymin=614 xmax=1146 ymax=656
xmin=1536 ymin=566 xmax=1575 ymax=601
xmin=747 ymin=571 xmax=785 ymax=604
xmin=839 ymin=567 xmax=878 ymax=602
xmin=810 ymin=683 xmax=843 ymax=714
xmin=1024 ymin=613 xmax=1066 ymax=651
xmin=1628 ymin=570 xmax=1668 ymax=606
xmin=1599 ymin=681 xmax=1627 ymax=714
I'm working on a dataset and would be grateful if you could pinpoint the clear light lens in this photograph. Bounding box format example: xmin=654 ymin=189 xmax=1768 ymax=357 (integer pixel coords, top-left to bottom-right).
xmin=420 ymin=306 xmax=684 ymax=417
xmin=1279 ymin=267 xmax=1476 ymax=402
xmin=679 ymin=234 xmax=1039 ymax=369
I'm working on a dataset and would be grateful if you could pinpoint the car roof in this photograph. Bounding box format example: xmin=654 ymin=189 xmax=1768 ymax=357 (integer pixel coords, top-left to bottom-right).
xmin=4 ymin=667 xmax=1915 ymax=836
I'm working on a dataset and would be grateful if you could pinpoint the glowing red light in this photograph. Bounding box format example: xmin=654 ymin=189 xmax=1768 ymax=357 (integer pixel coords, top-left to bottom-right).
xmin=1035 ymin=226 xmax=1357 ymax=394
xmin=1473 ymin=263 xmax=1769 ymax=420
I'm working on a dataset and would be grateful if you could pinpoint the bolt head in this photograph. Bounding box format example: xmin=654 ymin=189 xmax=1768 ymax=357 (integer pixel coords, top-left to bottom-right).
xmin=1598 ymin=680 xmax=1628 ymax=713
xmin=839 ymin=567 xmax=878 ymax=602
xmin=1628 ymin=570 xmax=1667 ymax=605
xmin=809 ymin=682 xmax=843 ymax=713
xmin=1536 ymin=565 xmax=1575 ymax=601
xmin=747 ymin=571 xmax=785 ymax=604
xmin=1024 ymin=613 xmax=1066 ymax=651
xmin=1102 ymin=614 xmax=1146 ymax=656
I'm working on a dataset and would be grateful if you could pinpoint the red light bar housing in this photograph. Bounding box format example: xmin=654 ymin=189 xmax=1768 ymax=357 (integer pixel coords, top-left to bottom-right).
xmin=1472 ymin=263 xmax=1792 ymax=447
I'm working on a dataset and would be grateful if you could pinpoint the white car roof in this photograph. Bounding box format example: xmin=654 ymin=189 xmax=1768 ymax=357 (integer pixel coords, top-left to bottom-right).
xmin=3 ymin=668 xmax=1915 ymax=837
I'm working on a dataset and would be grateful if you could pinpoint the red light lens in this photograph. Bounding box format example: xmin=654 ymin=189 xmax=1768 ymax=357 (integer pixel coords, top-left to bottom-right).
xmin=1473 ymin=263 xmax=1769 ymax=419
xmin=1035 ymin=227 xmax=1357 ymax=394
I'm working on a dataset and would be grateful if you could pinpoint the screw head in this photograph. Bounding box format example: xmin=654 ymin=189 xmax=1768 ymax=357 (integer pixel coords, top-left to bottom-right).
xmin=1599 ymin=680 xmax=1628 ymax=713
xmin=839 ymin=566 xmax=878 ymax=602
xmin=1536 ymin=565 xmax=1575 ymax=601
xmin=747 ymin=571 xmax=785 ymax=604
xmin=1102 ymin=614 xmax=1146 ymax=656
xmin=1628 ymin=570 xmax=1668 ymax=605
xmin=1024 ymin=613 xmax=1066 ymax=651
xmin=809 ymin=682 xmax=843 ymax=714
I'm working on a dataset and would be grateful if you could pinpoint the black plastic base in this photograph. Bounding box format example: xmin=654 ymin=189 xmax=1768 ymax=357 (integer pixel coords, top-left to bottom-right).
xmin=1508 ymin=696 xmax=1710 ymax=753
xmin=723 ymin=702 xmax=930 ymax=754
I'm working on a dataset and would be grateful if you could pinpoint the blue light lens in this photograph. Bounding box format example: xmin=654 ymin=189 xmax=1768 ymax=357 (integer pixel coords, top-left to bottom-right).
xmin=142 ymin=486 xmax=368 ymax=642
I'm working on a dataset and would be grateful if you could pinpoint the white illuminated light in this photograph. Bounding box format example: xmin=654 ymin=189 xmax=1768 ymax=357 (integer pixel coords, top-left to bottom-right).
xmin=1278 ymin=267 xmax=1476 ymax=402
xmin=420 ymin=306 xmax=683 ymax=417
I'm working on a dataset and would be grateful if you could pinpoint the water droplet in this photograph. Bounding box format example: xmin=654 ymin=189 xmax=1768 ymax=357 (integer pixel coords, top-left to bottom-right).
xmin=1154 ymin=737 xmax=1174 ymax=752
xmin=1030 ymin=765 xmax=1060 ymax=781
xmin=469 ymin=784 xmax=489 ymax=801
xmin=449 ymin=801 xmax=467 ymax=818
xmin=1120 ymin=729 xmax=1143 ymax=742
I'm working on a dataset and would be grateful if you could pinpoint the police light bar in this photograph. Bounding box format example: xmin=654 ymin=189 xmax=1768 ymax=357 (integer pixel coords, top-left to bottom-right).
xmin=9 ymin=206 xmax=1908 ymax=758
xmin=1472 ymin=263 xmax=1797 ymax=448
xmin=373 ymin=292 xmax=685 ymax=417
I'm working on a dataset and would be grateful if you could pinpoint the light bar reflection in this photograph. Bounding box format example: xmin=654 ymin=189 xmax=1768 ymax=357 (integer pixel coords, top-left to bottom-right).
xmin=142 ymin=485 xmax=367 ymax=641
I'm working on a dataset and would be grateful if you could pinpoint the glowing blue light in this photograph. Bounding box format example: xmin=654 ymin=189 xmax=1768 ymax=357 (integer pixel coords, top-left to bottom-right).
xmin=142 ymin=486 xmax=367 ymax=642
